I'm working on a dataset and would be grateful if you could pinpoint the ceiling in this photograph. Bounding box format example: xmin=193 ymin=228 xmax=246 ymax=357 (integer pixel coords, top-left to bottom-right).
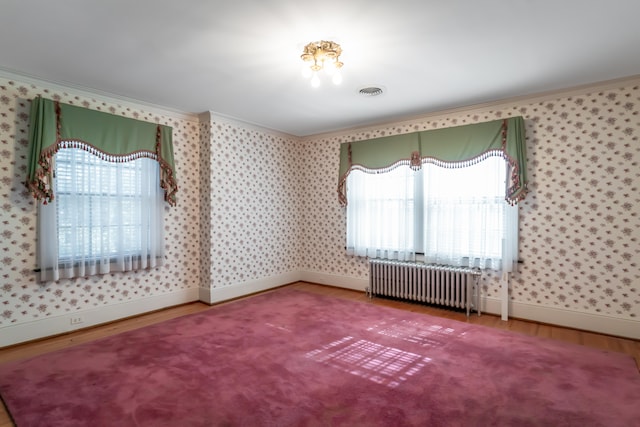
xmin=1 ymin=0 xmax=640 ymax=136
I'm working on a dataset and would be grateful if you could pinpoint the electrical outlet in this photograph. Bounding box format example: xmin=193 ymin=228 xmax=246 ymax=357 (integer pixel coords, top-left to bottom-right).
xmin=70 ymin=316 xmax=84 ymax=325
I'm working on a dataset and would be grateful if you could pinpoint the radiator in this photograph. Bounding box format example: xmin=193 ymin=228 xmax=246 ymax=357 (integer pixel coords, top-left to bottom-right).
xmin=367 ymin=259 xmax=481 ymax=317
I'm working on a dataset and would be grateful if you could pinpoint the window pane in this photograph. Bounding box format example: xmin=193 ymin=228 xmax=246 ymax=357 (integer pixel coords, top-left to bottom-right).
xmin=346 ymin=165 xmax=417 ymax=260
xmin=55 ymin=148 xmax=159 ymax=260
xmin=422 ymin=156 xmax=507 ymax=267
xmin=345 ymin=155 xmax=516 ymax=269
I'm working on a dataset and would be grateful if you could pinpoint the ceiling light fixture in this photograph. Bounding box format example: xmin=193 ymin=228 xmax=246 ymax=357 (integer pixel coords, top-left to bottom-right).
xmin=300 ymin=40 xmax=343 ymax=88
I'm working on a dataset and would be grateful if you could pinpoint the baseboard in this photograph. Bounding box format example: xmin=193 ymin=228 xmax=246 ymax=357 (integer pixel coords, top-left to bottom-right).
xmin=298 ymin=271 xmax=368 ymax=291
xmin=198 ymin=271 xmax=368 ymax=304
xmin=199 ymin=271 xmax=301 ymax=304
xmin=0 ymin=288 xmax=199 ymax=348
xmin=481 ymin=297 xmax=640 ymax=340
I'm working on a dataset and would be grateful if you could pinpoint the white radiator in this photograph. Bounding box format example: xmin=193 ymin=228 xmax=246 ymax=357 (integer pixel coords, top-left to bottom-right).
xmin=367 ymin=259 xmax=481 ymax=317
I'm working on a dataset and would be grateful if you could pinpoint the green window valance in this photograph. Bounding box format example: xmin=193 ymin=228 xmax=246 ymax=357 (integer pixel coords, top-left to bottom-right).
xmin=338 ymin=116 xmax=527 ymax=205
xmin=26 ymin=96 xmax=178 ymax=206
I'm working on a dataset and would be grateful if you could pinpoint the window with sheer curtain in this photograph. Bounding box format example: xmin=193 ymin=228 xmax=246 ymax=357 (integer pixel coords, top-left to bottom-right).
xmin=346 ymin=165 xmax=417 ymax=262
xmin=26 ymin=97 xmax=177 ymax=282
xmin=346 ymin=155 xmax=519 ymax=271
xmin=38 ymin=148 xmax=164 ymax=281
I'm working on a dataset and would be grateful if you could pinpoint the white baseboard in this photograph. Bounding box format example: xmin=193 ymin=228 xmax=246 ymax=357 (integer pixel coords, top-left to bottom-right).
xmin=199 ymin=271 xmax=301 ymax=304
xmin=481 ymin=297 xmax=640 ymax=340
xmin=0 ymin=288 xmax=199 ymax=348
xmin=299 ymin=271 xmax=368 ymax=291
xmin=198 ymin=270 xmax=368 ymax=305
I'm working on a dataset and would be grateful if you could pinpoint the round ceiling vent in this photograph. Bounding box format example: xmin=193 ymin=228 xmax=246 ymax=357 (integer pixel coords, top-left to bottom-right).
xmin=358 ymin=86 xmax=384 ymax=97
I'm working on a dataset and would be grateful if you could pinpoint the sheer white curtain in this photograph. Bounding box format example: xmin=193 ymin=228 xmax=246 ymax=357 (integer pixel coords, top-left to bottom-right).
xmin=346 ymin=165 xmax=417 ymax=261
xmin=422 ymin=156 xmax=518 ymax=271
xmin=345 ymin=156 xmax=519 ymax=272
xmin=38 ymin=148 xmax=164 ymax=282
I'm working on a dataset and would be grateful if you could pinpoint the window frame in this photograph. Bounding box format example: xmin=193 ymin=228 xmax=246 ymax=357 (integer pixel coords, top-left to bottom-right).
xmin=345 ymin=154 xmax=518 ymax=270
xmin=37 ymin=147 xmax=165 ymax=281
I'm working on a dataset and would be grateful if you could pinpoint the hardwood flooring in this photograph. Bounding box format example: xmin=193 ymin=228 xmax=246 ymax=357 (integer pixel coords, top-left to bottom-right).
xmin=1 ymin=281 xmax=638 ymax=426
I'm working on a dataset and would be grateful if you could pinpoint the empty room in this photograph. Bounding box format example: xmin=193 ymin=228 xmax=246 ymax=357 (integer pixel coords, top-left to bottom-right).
xmin=0 ymin=1 xmax=639 ymax=426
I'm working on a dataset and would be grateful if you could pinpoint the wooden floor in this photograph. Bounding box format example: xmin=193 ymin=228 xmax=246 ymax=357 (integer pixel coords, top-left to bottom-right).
xmin=1 ymin=281 xmax=639 ymax=426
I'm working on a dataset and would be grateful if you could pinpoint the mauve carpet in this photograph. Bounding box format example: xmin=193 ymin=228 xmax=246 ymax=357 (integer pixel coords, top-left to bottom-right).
xmin=1 ymin=288 xmax=639 ymax=427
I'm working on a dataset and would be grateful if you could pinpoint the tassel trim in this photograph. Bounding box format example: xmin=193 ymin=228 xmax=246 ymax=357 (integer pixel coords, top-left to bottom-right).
xmin=27 ymin=101 xmax=177 ymax=206
xmin=338 ymin=148 xmax=526 ymax=207
xmin=26 ymin=138 xmax=178 ymax=207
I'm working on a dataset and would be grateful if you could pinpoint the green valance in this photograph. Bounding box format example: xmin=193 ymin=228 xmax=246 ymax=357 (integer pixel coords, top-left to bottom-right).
xmin=338 ymin=116 xmax=527 ymax=205
xmin=26 ymin=96 xmax=177 ymax=206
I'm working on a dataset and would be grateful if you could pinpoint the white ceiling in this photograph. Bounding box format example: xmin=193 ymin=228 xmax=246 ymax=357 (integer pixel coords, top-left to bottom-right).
xmin=1 ymin=0 xmax=640 ymax=136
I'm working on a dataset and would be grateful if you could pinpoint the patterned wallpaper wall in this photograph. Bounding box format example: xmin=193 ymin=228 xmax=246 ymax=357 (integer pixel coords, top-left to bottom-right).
xmin=0 ymin=77 xmax=202 ymax=327
xmin=198 ymin=117 xmax=213 ymax=291
xmin=300 ymin=80 xmax=640 ymax=321
xmin=206 ymin=117 xmax=304 ymax=288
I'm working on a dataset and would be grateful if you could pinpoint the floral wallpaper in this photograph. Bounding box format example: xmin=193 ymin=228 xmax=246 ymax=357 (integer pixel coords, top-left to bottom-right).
xmin=0 ymin=77 xmax=202 ymax=327
xmin=0 ymin=73 xmax=638 ymax=336
xmin=205 ymin=116 xmax=304 ymax=289
xmin=300 ymin=81 xmax=640 ymax=320
xmin=198 ymin=117 xmax=213 ymax=292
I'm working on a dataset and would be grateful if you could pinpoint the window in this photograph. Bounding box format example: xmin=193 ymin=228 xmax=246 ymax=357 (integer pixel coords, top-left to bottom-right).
xmin=38 ymin=148 xmax=164 ymax=281
xmin=346 ymin=155 xmax=518 ymax=271
xmin=346 ymin=165 xmax=417 ymax=261
xmin=26 ymin=97 xmax=177 ymax=282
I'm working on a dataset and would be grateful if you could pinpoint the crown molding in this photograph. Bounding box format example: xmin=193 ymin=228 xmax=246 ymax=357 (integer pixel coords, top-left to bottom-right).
xmin=0 ymin=66 xmax=200 ymax=122
xmin=304 ymin=74 xmax=640 ymax=141
xmin=203 ymin=111 xmax=298 ymax=141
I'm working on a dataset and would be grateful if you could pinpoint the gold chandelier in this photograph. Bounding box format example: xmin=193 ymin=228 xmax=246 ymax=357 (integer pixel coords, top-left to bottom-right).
xmin=300 ymin=40 xmax=343 ymax=87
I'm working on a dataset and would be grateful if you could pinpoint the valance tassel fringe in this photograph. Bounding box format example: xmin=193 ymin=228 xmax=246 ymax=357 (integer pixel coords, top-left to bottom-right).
xmin=338 ymin=117 xmax=527 ymax=207
xmin=25 ymin=97 xmax=178 ymax=207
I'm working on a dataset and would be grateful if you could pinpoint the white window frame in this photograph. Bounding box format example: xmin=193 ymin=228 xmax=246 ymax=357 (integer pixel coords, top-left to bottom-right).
xmin=37 ymin=148 xmax=164 ymax=281
xmin=346 ymin=155 xmax=519 ymax=271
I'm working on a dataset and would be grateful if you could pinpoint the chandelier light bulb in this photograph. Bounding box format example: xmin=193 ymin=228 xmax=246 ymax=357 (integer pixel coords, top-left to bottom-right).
xmin=310 ymin=72 xmax=321 ymax=88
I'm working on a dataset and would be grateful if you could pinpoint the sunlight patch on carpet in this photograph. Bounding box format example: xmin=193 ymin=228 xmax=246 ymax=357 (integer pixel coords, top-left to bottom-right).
xmin=306 ymin=336 xmax=431 ymax=388
xmin=366 ymin=318 xmax=464 ymax=347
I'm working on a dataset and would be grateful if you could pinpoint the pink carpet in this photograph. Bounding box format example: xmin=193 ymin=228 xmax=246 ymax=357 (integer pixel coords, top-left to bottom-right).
xmin=1 ymin=288 xmax=638 ymax=426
